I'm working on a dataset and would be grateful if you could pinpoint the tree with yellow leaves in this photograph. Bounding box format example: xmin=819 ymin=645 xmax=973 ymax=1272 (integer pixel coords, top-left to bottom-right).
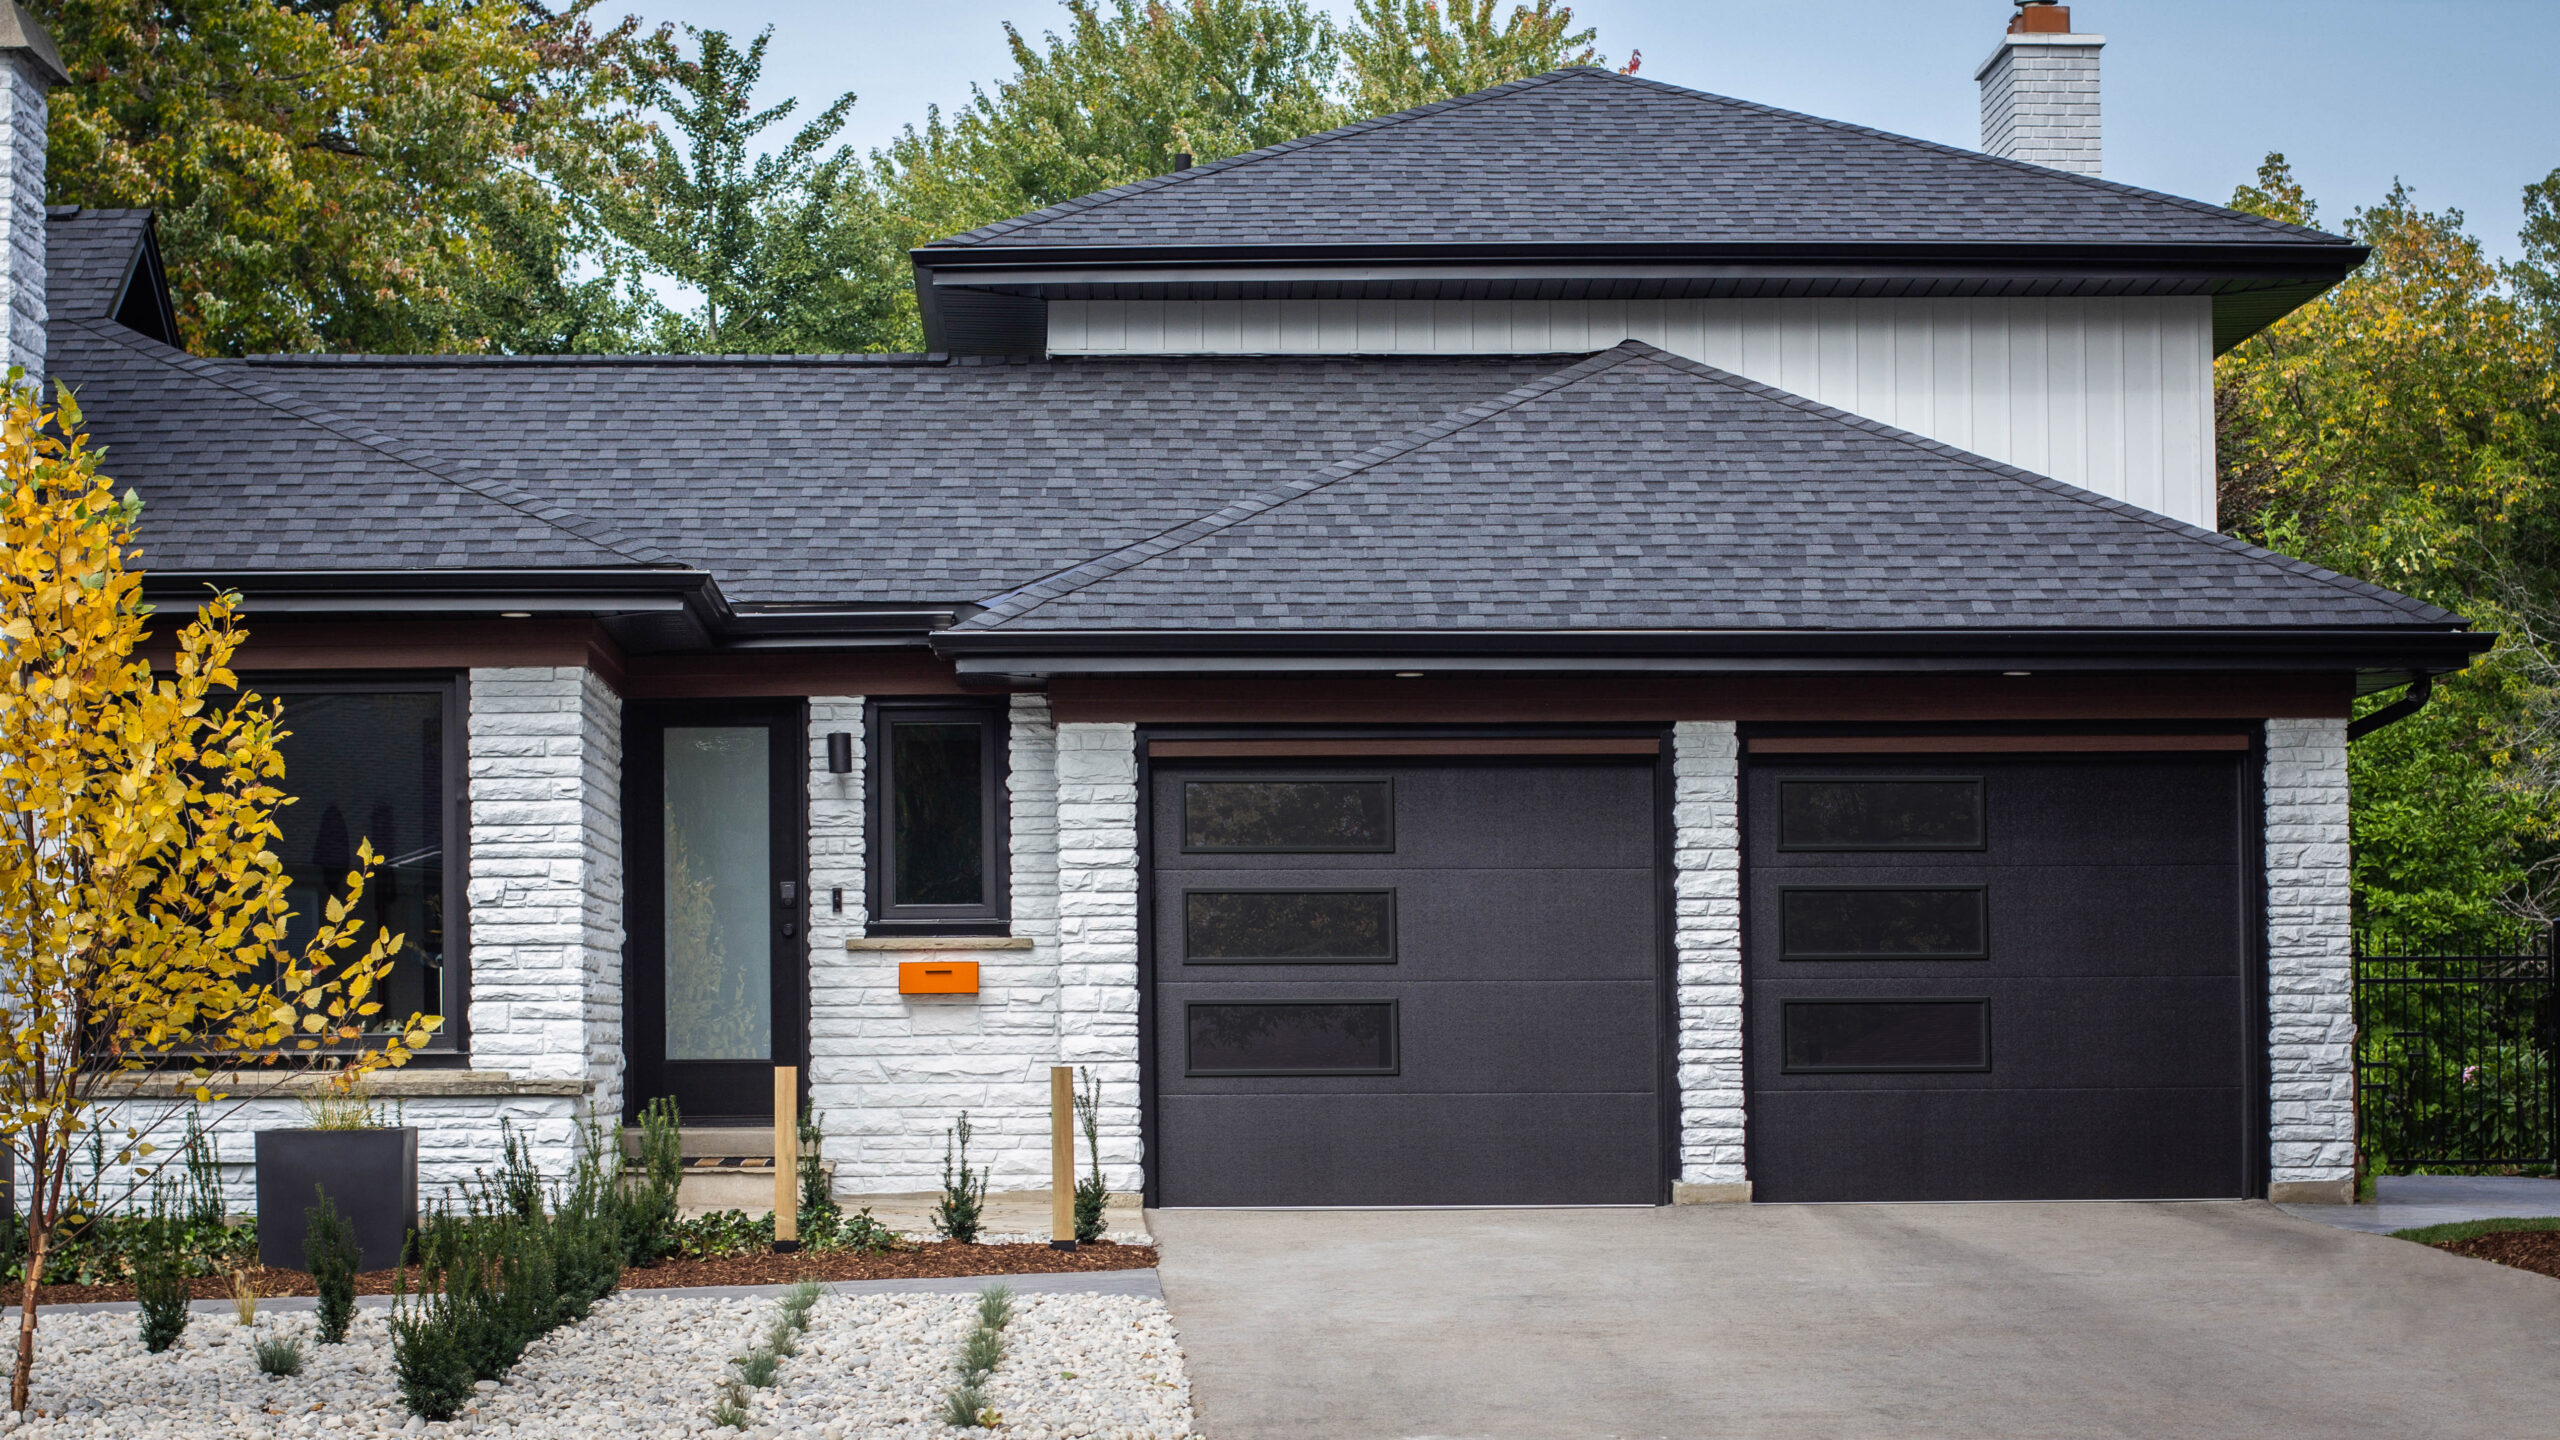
xmin=0 ymin=376 xmax=439 ymax=1409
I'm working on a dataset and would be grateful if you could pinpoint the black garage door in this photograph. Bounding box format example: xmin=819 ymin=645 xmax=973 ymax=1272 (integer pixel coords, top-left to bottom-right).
xmin=1150 ymin=760 xmax=1663 ymax=1205
xmin=1745 ymin=752 xmax=2252 ymax=1202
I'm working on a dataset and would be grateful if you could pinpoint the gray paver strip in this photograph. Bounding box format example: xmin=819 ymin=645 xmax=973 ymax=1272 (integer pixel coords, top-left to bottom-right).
xmin=2277 ymin=1174 xmax=2560 ymax=1234
xmin=40 ymin=1265 xmax=1160 ymax=1315
xmin=1151 ymin=1201 xmax=2560 ymax=1440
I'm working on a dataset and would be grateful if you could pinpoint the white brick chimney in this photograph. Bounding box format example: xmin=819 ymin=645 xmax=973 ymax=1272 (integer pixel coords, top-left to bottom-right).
xmin=0 ymin=2 xmax=63 ymax=382
xmin=1975 ymin=1 xmax=2102 ymax=177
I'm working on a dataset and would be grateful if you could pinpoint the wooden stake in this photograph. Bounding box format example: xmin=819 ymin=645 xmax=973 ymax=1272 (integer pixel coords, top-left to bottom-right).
xmin=1050 ymin=1065 xmax=1076 ymax=1251
xmin=774 ymin=1065 xmax=799 ymax=1253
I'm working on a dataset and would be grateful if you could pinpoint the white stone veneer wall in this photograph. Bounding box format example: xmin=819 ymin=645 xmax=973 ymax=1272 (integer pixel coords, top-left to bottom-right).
xmin=1056 ymin=722 xmax=1143 ymax=1192
xmin=2265 ymin=716 xmax=2355 ymax=1200
xmin=810 ymin=697 xmax=1075 ymax=1194
xmin=118 ymin=1092 xmax=587 ymax=1217
xmin=461 ymin=666 xmax=624 ymax=1176
xmin=1672 ymin=722 xmax=1747 ymax=1197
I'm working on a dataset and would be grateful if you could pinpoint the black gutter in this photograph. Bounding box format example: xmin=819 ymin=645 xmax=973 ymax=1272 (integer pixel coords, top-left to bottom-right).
xmin=2347 ymin=674 xmax=2437 ymax=741
xmin=933 ymin=625 xmax=2487 ymax=666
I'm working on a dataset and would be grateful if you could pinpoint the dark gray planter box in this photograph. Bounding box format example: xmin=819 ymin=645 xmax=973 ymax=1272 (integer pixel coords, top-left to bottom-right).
xmin=256 ymin=1128 xmax=418 ymax=1273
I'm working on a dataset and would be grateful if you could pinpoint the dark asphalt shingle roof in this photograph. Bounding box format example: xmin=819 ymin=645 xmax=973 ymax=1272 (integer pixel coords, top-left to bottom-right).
xmin=960 ymin=342 xmax=2452 ymax=634
xmin=46 ymin=207 xmax=152 ymax=321
xmin=56 ymin=319 xmax=647 ymax=571
xmin=929 ymin=69 xmax=2344 ymax=253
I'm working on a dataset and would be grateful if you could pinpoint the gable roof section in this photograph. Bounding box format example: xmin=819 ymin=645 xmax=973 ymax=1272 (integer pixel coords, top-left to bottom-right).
xmin=48 ymin=208 xmax=185 ymax=347
xmin=930 ymin=69 xmax=2338 ymax=253
xmin=52 ymin=318 xmax=652 ymax=573
xmin=227 ymin=352 xmax=1574 ymax=606
xmin=951 ymin=342 xmax=2459 ymax=653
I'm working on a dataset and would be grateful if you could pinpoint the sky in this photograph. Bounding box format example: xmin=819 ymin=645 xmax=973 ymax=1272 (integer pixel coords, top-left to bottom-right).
xmin=626 ymin=0 xmax=2559 ymax=260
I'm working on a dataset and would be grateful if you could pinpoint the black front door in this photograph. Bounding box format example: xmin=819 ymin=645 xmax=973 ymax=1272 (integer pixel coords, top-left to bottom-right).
xmin=625 ymin=702 xmax=805 ymax=1123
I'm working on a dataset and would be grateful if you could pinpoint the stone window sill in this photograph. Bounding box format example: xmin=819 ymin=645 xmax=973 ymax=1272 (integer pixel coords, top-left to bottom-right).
xmin=847 ymin=935 xmax=1036 ymax=951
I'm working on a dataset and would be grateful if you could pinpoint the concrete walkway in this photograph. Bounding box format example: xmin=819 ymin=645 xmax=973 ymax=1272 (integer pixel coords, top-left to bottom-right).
xmin=1150 ymin=1203 xmax=2560 ymax=1440
xmin=2278 ymin=1173 xmax=2560 ymax=1234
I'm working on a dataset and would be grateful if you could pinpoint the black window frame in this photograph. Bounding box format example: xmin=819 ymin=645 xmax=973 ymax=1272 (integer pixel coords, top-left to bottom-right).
xmin=1779 ymin=997 xmax=1992 ymax=1074
xmin=1775 ymin=776 xmax=1988 ymax=853
xmin=1776 ymin=885 xmax=1990 ymax=960
xmin=245 ymin=671 xmax=470 ymax=1058
xmin=865 ymin=700 xmax=1011 ymax=935
xmin=1182 ymin=998 xmax=1402 ymax=1077
xmin=1178 ymin=775 xmax=1397 ymax=854
xmin=1179 ymin=887 xmax=1399 ymax=964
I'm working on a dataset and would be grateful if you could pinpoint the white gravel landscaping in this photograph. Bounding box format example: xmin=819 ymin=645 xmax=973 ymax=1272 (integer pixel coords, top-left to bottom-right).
xmin=0 ymin=1290 xmax=1198 ymax=1438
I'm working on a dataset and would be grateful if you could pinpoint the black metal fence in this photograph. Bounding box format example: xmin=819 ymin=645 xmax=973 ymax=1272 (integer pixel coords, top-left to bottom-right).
xmin=2354 ymin=925 xmax=2557 ymax=1172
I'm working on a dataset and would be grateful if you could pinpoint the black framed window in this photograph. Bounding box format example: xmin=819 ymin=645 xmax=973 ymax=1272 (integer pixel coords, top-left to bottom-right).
xmin=260 ymin=677 xmax=465 ymax=1051
xmin=1185 ymin=1001 xmax=1399 ymax=1075
xmin=1781 ymin=999 xmax=1990 ymax=1072
xmin=867 ymin=702 xmax=1009 ymax=933
xmin=1777 ymin=778 xmax=1985 ymax=851
xmin=1183 ymin=889 xmax=1397 ymax=962
xmin=1778 ymin=887 xmax=1988 ymax=960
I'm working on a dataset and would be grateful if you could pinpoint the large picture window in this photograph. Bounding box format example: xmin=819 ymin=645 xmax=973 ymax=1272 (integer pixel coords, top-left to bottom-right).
xmin=263 ymin=678 xmax=464 ymax=1049
xmin=867 ymin=703 xmax=1009 ymax=932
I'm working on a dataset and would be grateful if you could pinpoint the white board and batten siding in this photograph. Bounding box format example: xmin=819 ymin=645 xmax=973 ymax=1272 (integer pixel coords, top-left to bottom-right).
xmin=1049 ymin=296 xmax=2219 ymax=530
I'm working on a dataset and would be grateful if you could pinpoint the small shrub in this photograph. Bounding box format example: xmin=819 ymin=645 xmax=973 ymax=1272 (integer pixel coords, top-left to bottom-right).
xmin=975 ymin=1282 xmax=1013 ymax=1331
xmin=1072 ymin=1069 xmax=1108 ymax=1243
xmin=134 ymin=1203 xmax=190 ymax=1355
xmin=778 ymin=1279 xmax=822 ymax=1332
xmin=737 ymin=1343 xmax=782 ymax=1389
xmin=836 ymin=1206 xmax=900 ymax=1253
xmin=959 ymin=1324 xmax=1005 ymax=1379
xmin=389 ymin=1284 xmax=475 ymax=1422
xmin=254 ymin=1333 xmax=306 ymax=1377
xmin=798 ymin=1101 xmax=833 ymax=1216
xmin=932 ymin=1113 xmax=990 ymax=1244
xmin=710 ymin=1376 xmax=751 ymax=1430
xmin=304 ymin=1186 xmax=360 ymax=1344
xmin=298 ymin=1071 xmax=385 ymax=1131
xmin=621 ymin=1096 xmax=684 ymax=1265
xmin=941 ymin=1375 xmax=991 ymax=1429
xmin=229 ymin=1269 xmax=258 ymax=1326
xmin=496 ymin=1120 xmax=544 ymax=1222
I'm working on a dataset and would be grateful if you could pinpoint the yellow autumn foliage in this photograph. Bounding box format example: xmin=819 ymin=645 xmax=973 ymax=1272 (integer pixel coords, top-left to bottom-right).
xmin=0 ymin=373 xmax=439 ymax=1405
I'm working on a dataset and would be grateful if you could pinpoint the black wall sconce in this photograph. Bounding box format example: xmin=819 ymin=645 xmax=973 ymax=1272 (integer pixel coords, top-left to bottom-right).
xmin=826 ymin=731 xmax=854 ymax=773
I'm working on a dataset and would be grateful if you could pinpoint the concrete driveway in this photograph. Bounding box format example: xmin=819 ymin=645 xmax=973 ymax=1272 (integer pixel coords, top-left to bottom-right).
xmin=1150 ymin=1202 xmax=2560 ymax=1440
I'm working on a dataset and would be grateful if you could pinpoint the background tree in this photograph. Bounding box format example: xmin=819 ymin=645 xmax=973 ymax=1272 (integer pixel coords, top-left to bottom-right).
xmin=0 ymin=380 xmax=437 ymax=1408
xmin=594 ymin=24 xmax=902 ymax=352
xmin=2220 ymin=155 xmax=2560 ymax=934
xmin=37 ymin=0 xmax=660 ymax=355
xmin=1342 ymin=0 xmax=1601 ymax=113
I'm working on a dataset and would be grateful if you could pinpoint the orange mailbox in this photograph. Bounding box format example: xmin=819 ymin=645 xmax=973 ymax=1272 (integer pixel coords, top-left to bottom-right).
xmin=898 ymin=961 xmax=980 ymax=995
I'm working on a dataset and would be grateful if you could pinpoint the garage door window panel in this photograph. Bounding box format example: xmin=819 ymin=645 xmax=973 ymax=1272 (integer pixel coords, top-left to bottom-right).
xmin=1779 ymin=886 xmax=1988 ymax=960
xmin=1181 ymin=778 xmax=1393 ymax=852
xmin=1782 ymin=999 xmax=1991 ymax=1072
xmin=1183 ymin=889 xmax=1396 ymax=962
xmin=1186 ymin=1000 xmax=1399 ymax=1076
xmin=1778 ymin=778 xmax=1985 ymax=852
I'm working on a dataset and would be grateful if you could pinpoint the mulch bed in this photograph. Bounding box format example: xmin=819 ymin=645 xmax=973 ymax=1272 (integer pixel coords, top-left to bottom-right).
xmin=25 ymin=1240 xmax=1156 ymax=1305
xmin=2435 ymin=1229 xmax=2560 ymax=1282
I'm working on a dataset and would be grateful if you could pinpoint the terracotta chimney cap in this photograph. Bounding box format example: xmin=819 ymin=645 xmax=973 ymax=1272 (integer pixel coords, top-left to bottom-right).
xmin=2009 ymin=1 xmax=2073 ymax=34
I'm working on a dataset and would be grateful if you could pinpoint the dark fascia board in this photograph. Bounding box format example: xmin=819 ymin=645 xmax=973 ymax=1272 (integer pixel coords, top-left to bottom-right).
xmin=937 ymin=625 xmax=2492 ymax=678
xmin=139 ymin=570 xmax=970 ymax=649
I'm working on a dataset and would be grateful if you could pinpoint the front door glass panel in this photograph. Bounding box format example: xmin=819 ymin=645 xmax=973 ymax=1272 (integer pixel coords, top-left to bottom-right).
xmin=663 ymin=726 xmax=773 ymax=1061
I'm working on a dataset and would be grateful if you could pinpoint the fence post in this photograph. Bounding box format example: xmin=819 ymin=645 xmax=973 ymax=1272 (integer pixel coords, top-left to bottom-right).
xmin=774 ymin=1065 xmax=799 ymax=1254
xmin=1051 ymin=1065 xmax=1076 ymax=1251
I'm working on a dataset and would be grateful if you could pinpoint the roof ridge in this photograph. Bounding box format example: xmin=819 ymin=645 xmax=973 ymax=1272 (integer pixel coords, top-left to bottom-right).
xmin=240 ymin=351 xmax=954 ymax=368
xmin=961 ymin=346 xmax=1645 ymax=628
xmin=1603 ymin=339 xmax=2459 ymax=625
xmin=930 ymin=66 xmax=2346 ymax=253
xmin=1573 ymin=69 xmax=2346 ymax=246
xmin=71 ymin=320 xmax=671 ymax=567
xmin=924 ymin=70 xmax=1583 ymax=249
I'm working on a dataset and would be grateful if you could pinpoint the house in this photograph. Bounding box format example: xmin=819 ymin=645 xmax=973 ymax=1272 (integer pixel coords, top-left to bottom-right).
xmin=14 ymin=2 xmax=2486 ymax=1210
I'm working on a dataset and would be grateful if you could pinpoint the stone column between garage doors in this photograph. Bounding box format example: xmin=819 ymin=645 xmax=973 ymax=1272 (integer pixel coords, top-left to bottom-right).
xmin=2265 ymin=716 xmax=2354 ymax=1204
xmin=1671 ymin=721 xmax=1748 ymax=1201
xmin=806 ymin=700 xmax=1142 ymax=1200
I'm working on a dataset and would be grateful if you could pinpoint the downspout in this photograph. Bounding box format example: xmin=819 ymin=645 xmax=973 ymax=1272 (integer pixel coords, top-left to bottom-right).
xmin=2345 ymin=673 xmax=2435 ymax=742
